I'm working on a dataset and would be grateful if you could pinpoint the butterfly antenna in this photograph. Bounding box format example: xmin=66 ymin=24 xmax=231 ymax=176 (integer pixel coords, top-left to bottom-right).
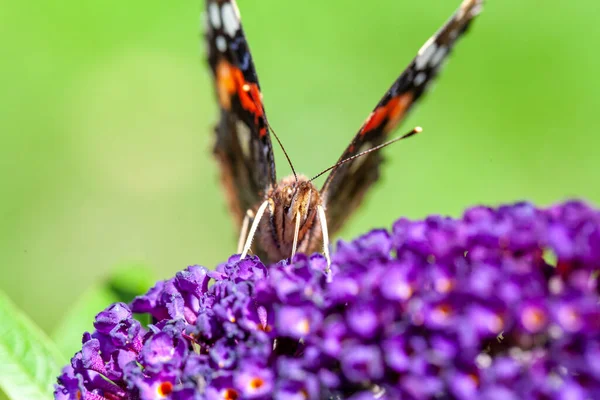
xmin=309 ymin=126 xmax=422 ymax=182
xmin=266 ymin=119 xmax=298 ymax=182
xmin=247 ymin=89 xmax=298 ymax=182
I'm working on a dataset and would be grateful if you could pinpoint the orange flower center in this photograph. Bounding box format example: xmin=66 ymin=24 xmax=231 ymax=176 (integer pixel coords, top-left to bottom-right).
xmin=250 ymin=377 xmax=264 ymax=389
xmin=223 ymin=388 xmax=239 ymax=400
xmin=157 ymin=381 xmax=173 ymax=397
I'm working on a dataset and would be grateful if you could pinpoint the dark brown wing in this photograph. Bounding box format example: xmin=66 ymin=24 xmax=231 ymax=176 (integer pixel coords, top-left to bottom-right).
xmin=321 ymin=0 xmax=483 ymax=234
xmin=205 ymin=0 xmax=276 ymax=226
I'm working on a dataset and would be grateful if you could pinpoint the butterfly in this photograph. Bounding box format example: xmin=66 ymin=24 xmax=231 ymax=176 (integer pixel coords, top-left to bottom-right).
xmin=204 ymin=0 xmax=482 ymax=267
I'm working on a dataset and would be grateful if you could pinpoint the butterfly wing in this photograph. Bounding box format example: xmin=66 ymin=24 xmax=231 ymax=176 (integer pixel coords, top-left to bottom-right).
xmin=205 ymin=0 xmax=276 ymax=226
xmin=321 ymin=0 xmax=482 ymax=234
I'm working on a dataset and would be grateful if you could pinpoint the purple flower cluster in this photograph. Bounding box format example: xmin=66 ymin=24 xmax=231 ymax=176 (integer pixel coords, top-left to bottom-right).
xmin=55 ymin=201 xmax=600 ymax=400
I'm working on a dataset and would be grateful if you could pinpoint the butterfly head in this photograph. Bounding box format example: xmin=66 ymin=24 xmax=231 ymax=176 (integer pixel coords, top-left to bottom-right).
xmin=255 ymin=176 xmax=322 ymax=262
xmin=278 ymin=176 xmax=320 ymax=224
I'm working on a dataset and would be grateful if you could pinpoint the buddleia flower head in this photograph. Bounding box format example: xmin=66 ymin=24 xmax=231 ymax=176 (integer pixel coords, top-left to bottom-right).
xmin=55 ymin=201 xmax=600 ymax=399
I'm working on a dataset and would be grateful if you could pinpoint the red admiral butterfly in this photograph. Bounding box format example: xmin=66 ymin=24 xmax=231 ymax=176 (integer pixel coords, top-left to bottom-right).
xmin=204 ymin=0 xmax=482 ymax=267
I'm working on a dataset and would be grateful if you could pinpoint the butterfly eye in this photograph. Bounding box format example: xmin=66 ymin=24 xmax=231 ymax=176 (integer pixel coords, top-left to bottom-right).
xmin=286 ymin=188 xmax=293 ymax=201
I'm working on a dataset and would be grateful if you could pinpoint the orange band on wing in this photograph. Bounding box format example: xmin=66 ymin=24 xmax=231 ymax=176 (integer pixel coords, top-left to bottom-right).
xmin=238 ymin=82 xmax=267 ymax=137
xmin=216 ymin=60 xmax=237 ymax=110
xmin=384 ymin=92 xmax=413 ymax=132
xmin=360 ymin=92 xmax=414 ymax=136
xmin=216 ymin=60 xmax=267 ymax=137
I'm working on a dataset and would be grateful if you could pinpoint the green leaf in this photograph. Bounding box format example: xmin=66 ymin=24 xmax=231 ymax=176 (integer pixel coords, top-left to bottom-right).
xmin=107 ymin=263 xmax=156 ymax=303
xmin=52 ymin=263 xmax=155 ymax=358
xmin=0 ymin=290 xmax=66 ymax=400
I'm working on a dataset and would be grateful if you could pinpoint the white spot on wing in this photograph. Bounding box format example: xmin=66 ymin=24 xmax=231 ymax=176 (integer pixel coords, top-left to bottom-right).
xmin=208 ymin=3 xmax=221 ymax=29
xmin=414 ymin=72 xmax=426 ymax=86
xmin=216 ymin=35 xmax=227 ymax=52
xmin=221 ymin=3 xmax=240 ymax=38
xmin=231 ymin=0 xmax=241 ymax=19
xmin=471 ymin=2 xmax=484 ymax=17
xmin=415 ymin=41 xmax=437 ymax=70
xmin=417 ymin=37 xmax=434 ymax=56
xmin=236 ymin=120 xmax=251 ymax=159
xmin=430 ymin=45 xmax=448 ymax=68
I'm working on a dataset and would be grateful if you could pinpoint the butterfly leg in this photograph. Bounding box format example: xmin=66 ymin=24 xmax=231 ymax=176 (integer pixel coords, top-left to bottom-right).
xmin=237 ymin=209 xmax=255 ymax=254
xmin=290 ymin=211 xmax=301 ymax=262
xmin=240 ymin=200 xmax=270 ymax=260
xmin=317 ymin=205 xmax=331 ymax=271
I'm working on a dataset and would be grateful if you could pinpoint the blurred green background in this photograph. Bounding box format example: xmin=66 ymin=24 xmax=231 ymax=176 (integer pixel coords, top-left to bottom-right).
xmin=0 ymin=0 xmax=598 ymax=337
